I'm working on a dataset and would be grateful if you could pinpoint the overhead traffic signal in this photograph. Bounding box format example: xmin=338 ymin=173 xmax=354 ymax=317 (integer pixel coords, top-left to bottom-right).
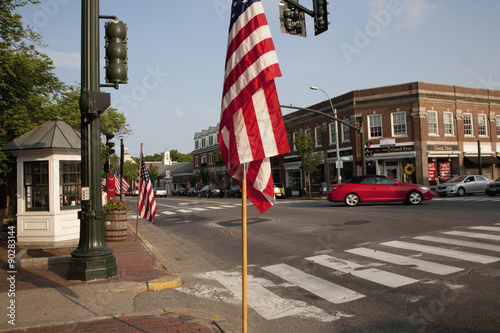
xmin=365 ymin=141 xmax=374 ymax=157
xmin=279 ymin=1 xmax=307 ymax=37
xmin=105 ymin=20 xmax=128 ymax=85
xmin=105 ymin=134 xmax=115 ymax=156
xmin=312 ymin=0 xmax=329 ymax=36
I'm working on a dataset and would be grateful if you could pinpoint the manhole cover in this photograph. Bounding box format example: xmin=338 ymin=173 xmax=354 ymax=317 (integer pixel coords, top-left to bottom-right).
xmin=218 ymin=218 xmax=270 ymax=227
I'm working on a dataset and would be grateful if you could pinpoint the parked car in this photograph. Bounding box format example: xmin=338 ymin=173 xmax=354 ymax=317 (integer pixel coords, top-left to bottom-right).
xmin=173 ymin=187 xmax=187 ymax=196
xmin=228 ymin=185 xmax=242 ymax=198
xmin=436 ymin=175 xmax=494 ymax=197
xmin=484 ymin=177 xmax=500 ymax=196
xmin=327 ymin=175 xmax=433 ymax=206
xmin=187 ymin=187 xmax=199 ymax=197
xmin=153 ymin=187 xmax=168 ymax=197
xmin=274 ymin=183 xmax=286 ymax=199
xmin=198 ymin=185 xmax=222 ymax=198
xmin=129 ymin=189 xmax=138 ymax=196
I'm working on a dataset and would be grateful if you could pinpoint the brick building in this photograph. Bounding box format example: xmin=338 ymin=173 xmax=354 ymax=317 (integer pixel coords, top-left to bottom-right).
xmin=193 ymin=82 xmax=500 ymax=195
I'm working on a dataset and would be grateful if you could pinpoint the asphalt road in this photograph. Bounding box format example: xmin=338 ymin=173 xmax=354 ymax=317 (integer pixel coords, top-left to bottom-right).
xmin=124 ymin=194 xmax=500 ymax=333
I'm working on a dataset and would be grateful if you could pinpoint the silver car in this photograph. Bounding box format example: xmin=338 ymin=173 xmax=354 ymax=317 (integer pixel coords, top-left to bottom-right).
xmin=436 ymin=175 xmax=493 ymax=197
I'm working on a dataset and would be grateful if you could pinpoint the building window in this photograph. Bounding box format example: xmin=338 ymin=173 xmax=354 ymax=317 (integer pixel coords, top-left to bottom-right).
xmin=392 ymin=112 xmax=407 ymax=136
xmin=464 ymin=113 xmax=473 ymax=136
xmin=427 ymin=111 xmax=438 ymax=135
xmin=342 ymin=123 xmax=350 ymax=142
xmin=25 ymin=161 xmax=49 ymax=211
xmin=315 ymin=126 xmax=322 ymax=147
xmin=443 ymin=112 xmax=454 ymax=135
xmin=215 ymin=134 xmax=218 ymax=145
xmin=209 ymin=135 xmax=214 ymax=146
xmin=195 ymin=140 xmax=199 ymax=150
xmin=60 ymin=161 xmax=81 ymax=209
xmin=195 ymin=156 xmax=199 ymax=167
xmin=368 ymin=114 xmax=383 ymax=138
xmin=497 ymin=116 xmax=500 ymax=136
xmin=329 ymin=123 xmax=337 ymax=145
xmin=209 ymin=153 xmax=213 ymax=164
xmin=201 ymin=138 xmax=206 ymax=148
xmin=478 ymin=114 xmax=487 ymax=136
xmin=201 ymin=154 xmax=207 ymax=165
xmin=305 ymin=128 xmax=312 ymax=137
xmin=292 ymin=132 xmax=299 ymax=151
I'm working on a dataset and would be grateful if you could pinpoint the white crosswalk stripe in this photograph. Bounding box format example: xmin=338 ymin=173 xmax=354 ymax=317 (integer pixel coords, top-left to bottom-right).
xmin=469 ymin=226 xmax=500 ymax=232
xmin=306 ymin=254 xmax=418 ymax=287
xmin=345 ymin=247 xmax=463 ymax=275
xmin=381 ymin=240 xmax=499 ymax=264
xmin=413 ymin=235 xmax=500 ymax=253
xmin=262 ymin=263 xmax=365 ymax=304
xmin=442 ymin=231 xmax=500 ymax=241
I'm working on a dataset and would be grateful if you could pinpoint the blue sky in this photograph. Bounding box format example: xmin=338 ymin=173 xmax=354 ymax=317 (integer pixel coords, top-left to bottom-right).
xmin=17 ymin=0 xmax=500 ymax=157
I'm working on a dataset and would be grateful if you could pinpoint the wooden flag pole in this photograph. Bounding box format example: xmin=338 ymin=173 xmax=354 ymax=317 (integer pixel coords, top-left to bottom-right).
xmin=241 ymin=163 xmax=248 ymax=333
xmin=135 ymin=143 xmax=143 ymax=242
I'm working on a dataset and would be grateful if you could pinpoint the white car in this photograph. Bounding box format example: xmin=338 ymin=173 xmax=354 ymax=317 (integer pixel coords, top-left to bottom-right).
xmin=153 ymin=188 xmax=168 ymax=197
xmin=436 ymin=175 xmax=493 ymax=197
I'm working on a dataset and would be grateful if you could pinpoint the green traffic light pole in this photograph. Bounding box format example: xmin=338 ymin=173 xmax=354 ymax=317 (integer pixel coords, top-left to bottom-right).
xmin=280 ymin=105 xmax=367 ymax=176
xmin=69 ymin=0 xmax=117 ymax=281
xmin=282 ymin=0 xmax=314 ymax=16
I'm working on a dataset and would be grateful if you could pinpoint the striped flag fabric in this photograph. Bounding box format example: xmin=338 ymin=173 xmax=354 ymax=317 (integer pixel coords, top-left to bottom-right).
xmin=137 ymin=155 xmax=157 ymax=223
xmin=219 ymin=0 xmax=290 ymax=213
xmin=114 ymin=166 xmax=130 ymax=195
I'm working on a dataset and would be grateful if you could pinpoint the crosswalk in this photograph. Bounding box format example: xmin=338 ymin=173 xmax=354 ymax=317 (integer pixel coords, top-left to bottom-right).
xmin=181 ymin=223 xmax=500 ymax=322
xmin=432 ymin=196 xmax=500 ymax=202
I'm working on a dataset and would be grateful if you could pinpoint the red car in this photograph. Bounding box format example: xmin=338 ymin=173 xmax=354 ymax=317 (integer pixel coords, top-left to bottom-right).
xmin=327 ymin=175 xmax=433 ymax=206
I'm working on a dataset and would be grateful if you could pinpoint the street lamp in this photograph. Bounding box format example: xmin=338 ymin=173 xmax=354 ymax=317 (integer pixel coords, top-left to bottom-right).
xmin=310 ymin=86 xmax=341 ymax=184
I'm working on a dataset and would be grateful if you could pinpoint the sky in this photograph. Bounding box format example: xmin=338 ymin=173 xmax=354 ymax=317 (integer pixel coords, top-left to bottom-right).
xmin=17 ymin=0 xmax=500 ymax=157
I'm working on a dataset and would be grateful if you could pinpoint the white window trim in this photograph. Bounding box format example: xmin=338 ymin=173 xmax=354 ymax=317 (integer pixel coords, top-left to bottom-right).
xmin=427 ymin=111 xmax=439 ymax=136
xmin=315 ymin=126 xmax=322 ymax=147
xmin=391 ymin=111 xmax=407 ymax=137
xmin=329 ymin=122 xmax=338 ymax=146
xmin=368 ymin=114 xmax=383 ymax=139
xmin=478 ymin=114 xmax=487 ymax=137
xmin=496 ymin=115 xmax=500 ymax=137
xmin=292 ymin=132 xmax=299 ymax=151
xmin=463 ymin=113 xmax=473 ymax=136
xmin=443 ymin=112 xmax=454 ymax=136
xmin=341 ymin=123 xmax=350 ymax=143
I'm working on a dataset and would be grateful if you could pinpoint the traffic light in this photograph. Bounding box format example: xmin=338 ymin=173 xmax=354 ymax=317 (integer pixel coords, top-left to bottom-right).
xmin=312 ymin=0 xmax=329 ymax=36
xmin=365 ymin=141 xmax=374 ymax=157
xmin=105 ymin=20 xmax=128 ymax=85
xmin=279 ymin=1 xmax=306 ymax=37
xmin=105 ymin=134 xmax=115 ymax=156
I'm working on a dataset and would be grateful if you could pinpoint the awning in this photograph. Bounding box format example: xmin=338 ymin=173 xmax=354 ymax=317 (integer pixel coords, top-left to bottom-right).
xmin=464 ymin=156 xmax=500 ymax=165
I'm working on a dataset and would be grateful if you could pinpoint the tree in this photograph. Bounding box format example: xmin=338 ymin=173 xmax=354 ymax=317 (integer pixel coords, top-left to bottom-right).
xmin=294 ymin=132 xmax=323 ymax=197
xmin=169 ymin=149 xmax=192 ymax=162
xmin=0 ymin=0 xmax=64 ymax=180
xmin=147 ymin=165 xmax=159 ymax=185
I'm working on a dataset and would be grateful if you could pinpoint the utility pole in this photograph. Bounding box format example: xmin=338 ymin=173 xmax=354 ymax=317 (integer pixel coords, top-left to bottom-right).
xmin=69 ymin=0 xmax=117 ymax=281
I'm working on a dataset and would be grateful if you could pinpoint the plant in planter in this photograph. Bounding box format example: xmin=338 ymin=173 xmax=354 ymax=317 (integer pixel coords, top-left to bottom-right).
xmin=103 ymin=198 xmax=130 ymax=212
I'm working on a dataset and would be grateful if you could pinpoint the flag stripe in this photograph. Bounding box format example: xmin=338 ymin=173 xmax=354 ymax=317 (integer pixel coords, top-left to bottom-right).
xmin=138 ymin=155 xmax=157 ymax=223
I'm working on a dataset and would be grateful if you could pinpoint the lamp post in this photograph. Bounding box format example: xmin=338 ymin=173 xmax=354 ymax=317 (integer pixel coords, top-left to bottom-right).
xmin=310 ymin=86 xmax=341 ymax=184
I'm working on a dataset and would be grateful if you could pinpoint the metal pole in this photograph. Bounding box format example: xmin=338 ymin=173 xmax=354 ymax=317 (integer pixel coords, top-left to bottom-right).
xmin=69 ymin=0 xmax=117 ymax=281
xmin=310 ymin=87 xmax=341 ymax=183
xmin=120 ymin=139 xmax=124 ymax=200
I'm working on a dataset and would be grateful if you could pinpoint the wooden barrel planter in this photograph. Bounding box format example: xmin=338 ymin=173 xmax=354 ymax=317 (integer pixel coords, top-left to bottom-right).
xmin=104 ymin=210 xmax=128 ymax=242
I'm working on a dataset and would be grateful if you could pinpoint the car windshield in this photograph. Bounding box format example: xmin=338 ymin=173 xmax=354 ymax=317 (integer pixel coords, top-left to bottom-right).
xmin=447 ymin=176 xmax=466 ymax=183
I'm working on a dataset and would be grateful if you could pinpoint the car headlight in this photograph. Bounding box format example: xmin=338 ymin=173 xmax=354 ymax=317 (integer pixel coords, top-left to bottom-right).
xmin=419 ymin=186 xmax=431 ymax=191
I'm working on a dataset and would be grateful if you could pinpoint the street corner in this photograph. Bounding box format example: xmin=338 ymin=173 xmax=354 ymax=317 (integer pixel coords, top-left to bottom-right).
xmin=147 ymin=274 xmax=182 ymax=291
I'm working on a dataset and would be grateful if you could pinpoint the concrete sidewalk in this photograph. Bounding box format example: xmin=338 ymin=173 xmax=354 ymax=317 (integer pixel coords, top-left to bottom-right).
xmin=0 ymin=220 xmax=228 ymax=332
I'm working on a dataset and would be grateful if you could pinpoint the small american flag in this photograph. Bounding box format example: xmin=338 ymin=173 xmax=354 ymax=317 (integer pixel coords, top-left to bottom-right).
xmin=114 ymin=166 xmax=130 ymax=195
xmin=138 ymin=154 xmax=157 ymax=223
xmin=219 ymin=0 xmax=289 ymax=213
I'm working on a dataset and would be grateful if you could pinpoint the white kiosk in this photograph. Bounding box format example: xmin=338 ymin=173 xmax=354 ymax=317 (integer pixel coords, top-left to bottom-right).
xmin=2 ymin=117 xmax=81 ymax=246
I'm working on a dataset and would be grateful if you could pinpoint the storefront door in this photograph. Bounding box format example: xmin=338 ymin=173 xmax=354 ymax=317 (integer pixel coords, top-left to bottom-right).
xmin=384 ymin=161 xmax=400 ymax=181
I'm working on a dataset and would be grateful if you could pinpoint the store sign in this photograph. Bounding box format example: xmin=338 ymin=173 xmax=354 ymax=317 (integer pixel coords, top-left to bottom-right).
xmin=427 ymin=145 xmax=459 ymax=152
xmin=439 ymin=162 xmax=451 ymax=181
xmin=428 ymin=162 xmax=436 ymax=181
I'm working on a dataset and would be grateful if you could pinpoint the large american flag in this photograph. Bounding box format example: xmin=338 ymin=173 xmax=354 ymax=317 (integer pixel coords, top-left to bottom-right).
xmin=137 ymin=155 xmax=157 ymax=223
xmin=219 ymin=0 xmax=289 ymax=213
xmin=114 ymin=166 xmax=130 ymax=195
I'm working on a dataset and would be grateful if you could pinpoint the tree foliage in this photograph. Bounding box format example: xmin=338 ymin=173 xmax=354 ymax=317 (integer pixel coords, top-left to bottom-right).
xmin=294 ymin=132 xmax=323 ymax=197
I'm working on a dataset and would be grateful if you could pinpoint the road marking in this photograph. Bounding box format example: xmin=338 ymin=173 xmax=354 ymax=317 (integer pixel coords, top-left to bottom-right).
xmin=160 ymin=211 xmax=176 ymax=215
xmin=381 ymin=240 xmax=499 ymax=264
xmin=345 ymin=247 xmax=463 ymax=275
xmin=189 ymin=271 xmax=350 ymax=322
xmin=205 ymin=206 xmax=222 ymax=210
xmin=176 ymin=209 xmax=192 ymax=214
xmin=262 ymin=263 xmax=365 ymax=304
xmin=469 ymin=226 xmax=500 ymax=232
xmin=414 ymin=235 xmax=500 ymax=253
xmin=443 ymin=231 xmax=500 ymax=241
xmin=218 ymin=205 xmax=237 ymax=208
xmin=306 ymin=254 xmax=418 ymax=287
xmin=190 ymin=207 xmax=207 ymax=211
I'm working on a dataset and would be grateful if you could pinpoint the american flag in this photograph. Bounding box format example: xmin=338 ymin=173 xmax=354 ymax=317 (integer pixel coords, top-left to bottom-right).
xmin=114 ymin=166 xmax=130 ymax=195
xmin=219 ymin=0 xmax=289 ymax=213
xmin=137 ymin=155 xmax=157 ymax=223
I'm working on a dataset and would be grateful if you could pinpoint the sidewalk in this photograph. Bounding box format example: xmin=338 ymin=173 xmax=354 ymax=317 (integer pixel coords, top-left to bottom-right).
xmin=0 ymin=221 xmax=227 ymax=333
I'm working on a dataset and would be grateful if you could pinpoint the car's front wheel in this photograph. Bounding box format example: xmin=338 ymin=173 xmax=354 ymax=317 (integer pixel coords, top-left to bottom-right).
xmin=407 ymin=191 xmax=422 ymax=205
xmin=457 ymin=187 xmax=466 ymax=197
xmin=344 ymin=193 xmax=360 ymax=206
